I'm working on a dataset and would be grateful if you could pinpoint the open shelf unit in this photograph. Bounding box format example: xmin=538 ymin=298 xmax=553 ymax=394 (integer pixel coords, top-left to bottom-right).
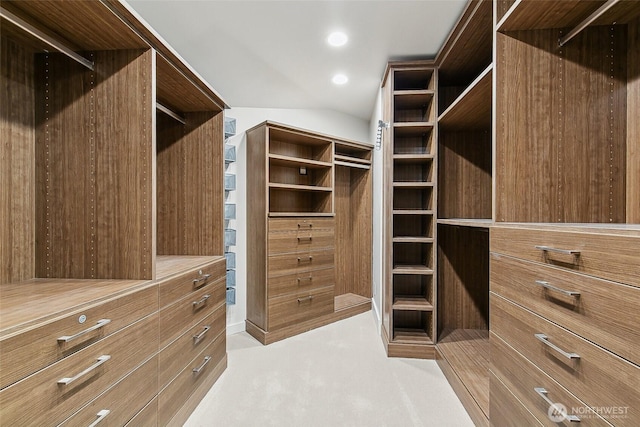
xmin=382 ymin=62 xmax=438 ymax=358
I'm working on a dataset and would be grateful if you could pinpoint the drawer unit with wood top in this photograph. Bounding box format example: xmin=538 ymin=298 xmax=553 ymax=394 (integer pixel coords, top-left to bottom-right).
xmin=159 ymin=257 xmax=227 ymax=309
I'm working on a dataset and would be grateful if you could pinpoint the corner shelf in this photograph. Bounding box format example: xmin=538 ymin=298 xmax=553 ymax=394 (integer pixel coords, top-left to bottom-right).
xmin=438 ymin=65 xmax=492 ymax=130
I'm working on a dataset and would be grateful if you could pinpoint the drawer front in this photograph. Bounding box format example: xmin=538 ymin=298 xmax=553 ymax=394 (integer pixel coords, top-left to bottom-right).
xmin=490 ymin=371 xmax=543 ymax=427
xmin=59 ymin=355 xmax=157 ymax=427
xmin=491 ymin=226 xmax=640 ymax=286
xmin=268 ymin=286 xmax=334 ymax=330
xmin=268 ymin=217 xmax=335 ymax=232
xmin=159 ymin=258 xmax=226 ymax=308
xmin=159 ymin=276 xmax=225 ymax=349
xmin=268 ymin=267 xmax=335 ymax=299
xmin=491 ymin=294 xmax=639 ymax=426
xmin=159 ymin=303 xmax=225 ymax=388
xmin=0 ymin=284 xmax=157 ymax=389
xmin=268 ymin=250 xmax=334 ymax=278
xmin=0 ymin=313 xmax=158 ymax=426
xmin=491 ymin=253 xmax=640 ymax=365
xmin=125 ymin=397 xmax=157 ymax=427
xmin=491 ymin=333 xmax=611 ymax=427
xmin=158 ymin=332 xmax=226 ymax=426
xmin=268 ymin=229 xmax=335 ymax=254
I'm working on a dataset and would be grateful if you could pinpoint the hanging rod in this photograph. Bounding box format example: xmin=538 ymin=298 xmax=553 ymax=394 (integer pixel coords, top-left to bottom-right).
xmin=0 ymin=6 xmax=94 ymax=70
xmin=558 ymin=0 xmax=621 ymax=47
xmin=156 ymin=102 xmax=186 ymax=125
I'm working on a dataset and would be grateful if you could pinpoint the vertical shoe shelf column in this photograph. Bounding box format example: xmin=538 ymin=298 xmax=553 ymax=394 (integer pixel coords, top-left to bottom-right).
xmin=224 ymin=117 xmax=237 ymax=305
xmin=383 ymin=63 xmax=438 ymax=359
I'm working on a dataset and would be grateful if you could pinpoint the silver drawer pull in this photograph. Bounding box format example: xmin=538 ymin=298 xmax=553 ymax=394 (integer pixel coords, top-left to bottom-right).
xmin=297 ymin=256 xmax=313 ymax=263
xmin=535 ymin=334 xmax=580 ymax=359
xmin=297 ymin=277 xmax=313 ymax=284
xmin=535 ymin=280 xmax=581 ymax=297
xmin=535 ymin=246 xmax=581 ymax=256
xmin=297 ymin=223 xmax=313 ymax=228
xmin=193 ymin=270 xmax=211 ymax=288
xmin=193 ymin=325 xmax=211 ymax=343
xmin=297 ymin=296 xmax=314 ymax=303
xmin=58 ymin=319 xmax=111 ymax=343
xmin=88 ymin=409 xmax=111 ymax=427
xmin=58 ymin=355 xmax=111 ymax=385
xmin=297 ymin=236 xmax=313 ymax=242
xmin=193 ymin=356 xmax=212 ymax=375
xmin=534 ymin=388 xmax=581 ymax=422
xmin=192 ymin=294 xmax=211 ymax=309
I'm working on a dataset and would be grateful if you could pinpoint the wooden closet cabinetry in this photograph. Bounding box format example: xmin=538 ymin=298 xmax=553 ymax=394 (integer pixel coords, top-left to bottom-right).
xmin=1 ymin=1 xmax=228 ymax=424
xmin=246 ymin=122 xmax=372 ymax=345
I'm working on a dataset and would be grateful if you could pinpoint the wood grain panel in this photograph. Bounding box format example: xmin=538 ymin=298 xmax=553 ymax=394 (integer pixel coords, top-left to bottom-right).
xmin=125 ymin=396 xmax=157 ymax=427
xmin=268 ymin=286 xmax=334 ymax=330
xmin=437 ymin=225 xmax=489 ymax=334
xmin=496 ymin=0 xmax=517 ymax=24
xmin=489 ymin=371 xmax=543 ymax=427
xmin=268 ymin=267 xmax=335 ymax=299
xmin=491 ymin=252 xmax=640 ymax=365
xmin=267 ymin=217 xmax=334 ymax=231
xmin=246 ymin=125 xmax=268 ymax=329
xmin=498 ymin=0 xmax=607 ymax=31
xmin=491 ymin=294 xmax=640 ymax=426
xmin=157 ymin=111 xmax=224 ymax=256
xmin=35 ymin=49 xmax=154 ymax=279
xmin=158 ymin=257 xmax=226 ymax=308
xmin=628 ymin=17 xmax=640 ymax=223
xmin=267 ymin=250 xmax=334 ymax=278
xmin=438 ymin=131 xmax=491 ymax=219
xmin=1 ymin=35 xmax=35 ymax=284
xmin=496 ymin=27 xmax=627 ymax=223
xmin=438 ymin=66 xmax=492 ymax=130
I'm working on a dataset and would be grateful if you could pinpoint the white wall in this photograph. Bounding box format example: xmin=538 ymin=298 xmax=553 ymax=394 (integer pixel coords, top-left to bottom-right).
xmin=225 ymin=107 xmax=371 ymax=335
xmin=369 ymin=90 xmax=384 ymax=330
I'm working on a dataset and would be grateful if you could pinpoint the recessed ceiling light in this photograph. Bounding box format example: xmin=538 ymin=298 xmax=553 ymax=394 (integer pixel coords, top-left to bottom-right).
xmin=332 ymin=74 xmax=348 ymax=85
xmin=327 ymin=31 xmax=348 ymax=47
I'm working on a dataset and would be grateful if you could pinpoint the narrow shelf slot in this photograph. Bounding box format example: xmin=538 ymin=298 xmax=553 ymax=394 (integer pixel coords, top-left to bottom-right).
xmin=334 ymin=160 xmax=370 ymax=170
xmin=393 ymin=266 xmax=434 ymax=275
xmin=334 ymin=154 xmax=370 ymax=165
xmin=394 ymin=214 xmax=433 ymax=239
xmin=437 ymin=218 xmax=492 ymax=228
xmin=268 ymin=183 xmax=332 ymax=192
xmin=393 ymin=297 xmax=434 ymax=311
xmin=394 ymin=91 xmax=436 ymax=123
xmin=269 ymin=154 xmax=332 ymax=169
xmin=393 ymin=154 xmax=434 ymax=163
xmin=393 ymin=69 xmax=435 ymax=91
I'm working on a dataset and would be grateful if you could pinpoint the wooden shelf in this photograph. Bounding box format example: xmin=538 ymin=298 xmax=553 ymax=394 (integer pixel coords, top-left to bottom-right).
xmin=392 ymin=237 xmax=434 ymax=243
xmin=393 ymin=297 xmax=434 ymax=311
xmin=268 ymin=212 xmax=334 ymax=218
xmin=393 ymin=210 xmax=435 ymax=215
xmin=394 ymin=122 xmax=435 ymax=130
xmin=268 ymin=154 xmax=332 ymax=169
xmin=393 ymin=154 xmax=434 ymax=163
xmin=437 ymin=329 xmax=490 ymax=418
xmin=393 ymin=328 xmax=434 ymax=345
xmin=393 ymin=182 xmax=434 ymax=188
xmin=394 ymin=91 xmax=435 ymax=106
xmin=437 ymin=218 xmax=492 ymax=228
xmin=393 ymin=266 xmax=434 ymax=275
xmin=439 ymin=65 xmax=492 ymax=130
xmin=334 ymin=154 xmax=370 ymax=165
xmin=268 ymin=183 xmax=332 ymax=192
xmin=334 ymin=161 xmax=370 ymax=170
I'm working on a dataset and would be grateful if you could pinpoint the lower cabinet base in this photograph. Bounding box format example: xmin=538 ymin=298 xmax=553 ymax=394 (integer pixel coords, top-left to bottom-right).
xmin=246 ymin=297 xmax=371 ymax=345
xmin=381 ymin=326 xmax=435 ymax=359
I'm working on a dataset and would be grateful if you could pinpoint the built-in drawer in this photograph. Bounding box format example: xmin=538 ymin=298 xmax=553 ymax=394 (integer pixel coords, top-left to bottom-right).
xmin=125 ymin=396 xmax=157 ymax=427
xmin=268 ymin=229 xmax=335 ymax=254
xmin=0 ymin=313 xmax=158 ymax=426
xmin=268 ymin=267 xmax=335 ymax=299
xmin=268 ymin=250 xmax=334 ymax=278
xmin=159 ymin=276 xmax=225 ymax=349
xmin=489 ymin=371 xmax=543 ymax=427
xmin=158 ymin=331 xmax=226 ymax=426
xmin=159 ymin=303 xmax=225 ymax=388
xmin=59 ymin=355 xmax=157 ymax=427
xmin=0 ymin=283 xmax=157 ymax=389
xmin=491 ymin=332 xmax=612 ymax=427
xmin=491 ymin=293 xmax=639 ymax=426
xmin=491 ymin=225 xmax=640 ymax=286
xmin=268 ymin=217 xmax=335 ymax=232
xmin=159 ymin=257 xmax=226 ymax=308
xmin=268 ymin=286 xmax=334 ymax=330
xmin=491 ymin=252 xmax=640 ymax=366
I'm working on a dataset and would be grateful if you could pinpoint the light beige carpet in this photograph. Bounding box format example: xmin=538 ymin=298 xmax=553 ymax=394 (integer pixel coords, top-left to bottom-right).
xmin=185 ymin=311 xmax=474 ymax=427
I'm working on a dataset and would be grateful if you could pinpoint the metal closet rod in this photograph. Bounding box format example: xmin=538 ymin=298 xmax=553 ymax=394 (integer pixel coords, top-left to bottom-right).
xmin=558 ymin=0 xmax=621 ymax=47
xmin=0 ymin=6 xmax=94 ymax=70
xmin=156 ymin=102 xmax=186 ymax=125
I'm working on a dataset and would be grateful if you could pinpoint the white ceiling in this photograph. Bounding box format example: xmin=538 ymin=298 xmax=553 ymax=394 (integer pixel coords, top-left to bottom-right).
xmin=127 ymin=0 xmax=467 ymax=120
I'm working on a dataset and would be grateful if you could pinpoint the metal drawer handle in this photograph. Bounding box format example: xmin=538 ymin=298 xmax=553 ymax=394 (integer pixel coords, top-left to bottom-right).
xmin=58 ymin=319 xmax=111 ymax=343
xmin=297 ymin=296 xmax=314 ymax=303
xmin=297 ymin=223 xmax=313 ymax=228
xmin=297 ymin=236 xmax=313 ymax=242
xmin=534 ymin=388 xmax=581 ymax=422
xmin=88 ymin=409 xmax=111 ymax=427
xmin=193 ymin=325 xmax=211 ymax=343
xmin=535 ymin=246 xmax=581 ymax=256
xmin=297 ymin=277 xmax=313 ymax=284
xmin=192 ymin=294 xmax=211 ymax=309
xmin=297 ymin=256 xmax=313 ymax=262
xmin=535 ymin=280 xmax=581 ymax=297
xmin=193 ymin=356 xmax=212 ymax=375
xmin=193 ymin=270 xmax=211 ymax=288
xmin=58 ymin=355 xmax=111 ymax=385
xmin=535 ymin=334 xmax=580 ymax=359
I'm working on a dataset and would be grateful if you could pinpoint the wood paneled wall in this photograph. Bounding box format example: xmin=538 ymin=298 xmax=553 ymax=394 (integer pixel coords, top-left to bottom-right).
xmin=1 ymin=36 xmax=36 ymax=284
xmin=628 ymin=17 xmax=640 ymax=223
xmin=34 ymin=49 xmax=154 ymax=280
xmin=156 ymin=111 xmax=224 ymax=256
xmin=496 ymin=26 xmax=627 ymax=223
